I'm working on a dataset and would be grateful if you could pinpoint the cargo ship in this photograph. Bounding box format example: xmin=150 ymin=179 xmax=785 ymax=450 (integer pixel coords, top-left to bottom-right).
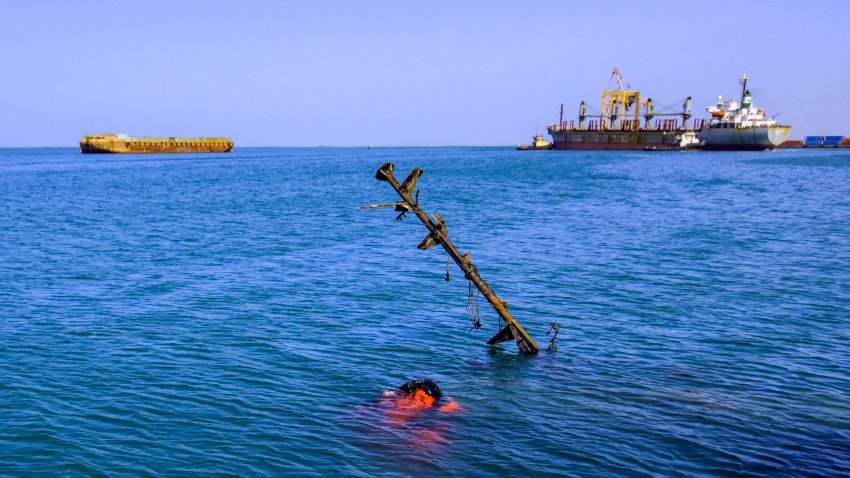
xmin=80 ymin=134 xmax=234 ymax=154
xmin=546 ymin=68 xmax=704 ymax=150
xmin=699 ymin=74 xmax=791 ymax=151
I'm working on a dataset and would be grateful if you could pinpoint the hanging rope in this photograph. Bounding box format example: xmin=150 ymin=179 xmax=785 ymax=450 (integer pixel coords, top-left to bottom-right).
xmin=444 ymin=259 xmax=451 ymax=282
xmin=466 ymin=280 xmax=481 ymax=332
xmin=654 ymin=97 xmax=691 ymax=114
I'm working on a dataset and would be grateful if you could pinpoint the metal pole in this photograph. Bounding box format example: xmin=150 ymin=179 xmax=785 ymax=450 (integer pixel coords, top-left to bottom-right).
xmin=560 ymin=103 xmax=564 ymax=128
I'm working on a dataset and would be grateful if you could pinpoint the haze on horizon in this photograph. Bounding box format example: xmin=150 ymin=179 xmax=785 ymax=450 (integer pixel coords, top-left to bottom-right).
xmin=2 ymin=0 xmax=848 ymax=147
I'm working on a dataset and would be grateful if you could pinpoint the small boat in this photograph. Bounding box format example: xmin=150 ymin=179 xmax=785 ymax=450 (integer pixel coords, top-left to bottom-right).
xmin=516 ymin=135 xmax=552 ymax=150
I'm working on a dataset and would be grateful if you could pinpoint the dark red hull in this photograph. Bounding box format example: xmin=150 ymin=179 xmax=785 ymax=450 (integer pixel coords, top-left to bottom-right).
xmin=553 ymin=141 xmax=655 ymax=151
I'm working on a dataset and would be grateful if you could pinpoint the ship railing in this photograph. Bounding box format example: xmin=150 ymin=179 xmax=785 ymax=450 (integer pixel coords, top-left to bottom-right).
xmin=553 ymin=120 xmax=578 ymax=132
xmin=551 ymin=117 xmax=710 ymax=133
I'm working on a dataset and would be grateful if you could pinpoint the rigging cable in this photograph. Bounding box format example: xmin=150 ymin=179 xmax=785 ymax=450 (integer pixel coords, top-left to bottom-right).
xmin=466 ymin=280 xmax=481 ymax=332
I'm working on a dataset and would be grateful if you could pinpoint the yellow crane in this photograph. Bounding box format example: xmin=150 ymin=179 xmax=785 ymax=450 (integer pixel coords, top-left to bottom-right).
xmin=600 ymin=68 xmax=648 ymax=130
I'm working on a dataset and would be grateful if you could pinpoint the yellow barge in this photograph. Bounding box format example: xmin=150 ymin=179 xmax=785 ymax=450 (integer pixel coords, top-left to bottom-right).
xmin=80 ymin=134 xmax=234 ymax=154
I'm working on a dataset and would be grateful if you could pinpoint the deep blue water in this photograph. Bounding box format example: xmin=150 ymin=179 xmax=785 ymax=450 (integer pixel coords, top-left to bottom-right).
xmin=1 ymin=147 xmax=849 ymax=477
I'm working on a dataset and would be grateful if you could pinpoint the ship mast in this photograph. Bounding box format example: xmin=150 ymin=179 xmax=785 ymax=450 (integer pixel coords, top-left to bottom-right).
xmin=371 ymin=163 xmax=541 ymax=355
xmin=739 ymin=72 xmax=748 ymax=104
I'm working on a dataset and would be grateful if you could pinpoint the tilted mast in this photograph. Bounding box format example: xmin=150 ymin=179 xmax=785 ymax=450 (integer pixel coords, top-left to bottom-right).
xmin=370 ymin=163 xmax=540 ymax=354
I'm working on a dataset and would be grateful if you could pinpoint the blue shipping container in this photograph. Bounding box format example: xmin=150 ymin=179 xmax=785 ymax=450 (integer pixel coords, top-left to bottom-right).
xmin=823 ymin=136 xmax=843 ymax=145
xmin=804 ymin=136 xmax=824 ymax=145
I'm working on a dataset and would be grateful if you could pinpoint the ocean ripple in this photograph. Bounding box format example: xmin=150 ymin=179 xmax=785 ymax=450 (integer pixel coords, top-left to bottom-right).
xmin=1 ymin=147 xmax=849 ymax=476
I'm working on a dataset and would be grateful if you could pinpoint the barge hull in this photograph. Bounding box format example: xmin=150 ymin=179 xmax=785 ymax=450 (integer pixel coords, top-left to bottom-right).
xmin=80 ymin=134 xmax=234 ymax=154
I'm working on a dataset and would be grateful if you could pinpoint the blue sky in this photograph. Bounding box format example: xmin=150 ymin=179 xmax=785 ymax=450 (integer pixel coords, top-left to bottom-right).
xmin=2 ymin=0 xmax=848 ymax=146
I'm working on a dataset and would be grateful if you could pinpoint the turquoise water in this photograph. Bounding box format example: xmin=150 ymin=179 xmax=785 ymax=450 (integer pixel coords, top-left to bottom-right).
xmin=1 ymin=147 xmax=849 ymax=477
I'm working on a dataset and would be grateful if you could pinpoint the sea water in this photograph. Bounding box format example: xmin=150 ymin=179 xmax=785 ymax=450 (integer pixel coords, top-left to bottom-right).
xmin=1 ymin=147 xmax=848 ymax=477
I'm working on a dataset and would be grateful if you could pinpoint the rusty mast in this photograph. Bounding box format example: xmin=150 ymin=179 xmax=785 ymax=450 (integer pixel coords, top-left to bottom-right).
xmin=370 ymin=162 xmax=540 ymax=355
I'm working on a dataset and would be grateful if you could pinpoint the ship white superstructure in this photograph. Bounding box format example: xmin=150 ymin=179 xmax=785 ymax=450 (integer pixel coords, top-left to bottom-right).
xmin=699 ymin=74 xmax=791 ymax=150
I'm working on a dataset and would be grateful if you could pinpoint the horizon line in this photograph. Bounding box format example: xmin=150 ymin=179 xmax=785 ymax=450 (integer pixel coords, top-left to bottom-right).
xmin=0 ymin=144 xmax=524 ymax=149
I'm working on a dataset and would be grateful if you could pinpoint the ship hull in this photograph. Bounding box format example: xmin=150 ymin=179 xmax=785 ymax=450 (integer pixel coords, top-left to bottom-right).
xmin=699 ymin=126 xmax=791 ymax=151
xmin=80 ymin=135 xmax=234 ymax=154
xmin=547 ymin=129 xmax=698 ymax=151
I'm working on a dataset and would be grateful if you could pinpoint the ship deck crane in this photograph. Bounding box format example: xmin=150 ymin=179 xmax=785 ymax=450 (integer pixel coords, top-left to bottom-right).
xmin=600 ymin=68 xmax=646 ymax=129
xmin=571 ymin=68 xmax=692 ymax=130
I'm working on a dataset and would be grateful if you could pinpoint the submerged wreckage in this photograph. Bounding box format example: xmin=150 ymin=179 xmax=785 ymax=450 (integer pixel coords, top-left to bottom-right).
xmin=366 ymin=162 xmax=542 ymax=355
